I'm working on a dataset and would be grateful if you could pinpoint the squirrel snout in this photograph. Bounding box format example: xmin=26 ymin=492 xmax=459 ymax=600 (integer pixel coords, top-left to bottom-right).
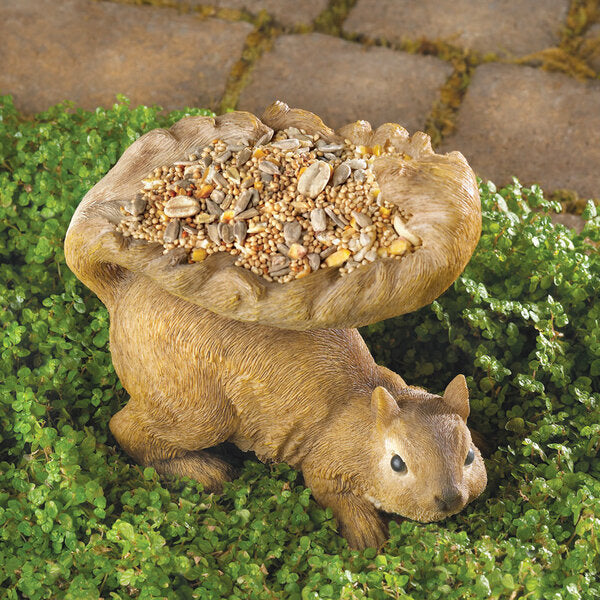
xmin=433 ymin=487 xmax=466 ymax=514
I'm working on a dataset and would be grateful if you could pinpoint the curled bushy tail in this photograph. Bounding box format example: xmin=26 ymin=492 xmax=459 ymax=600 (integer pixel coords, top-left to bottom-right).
xmin=65 ymin=103 xmax=480 ymax=329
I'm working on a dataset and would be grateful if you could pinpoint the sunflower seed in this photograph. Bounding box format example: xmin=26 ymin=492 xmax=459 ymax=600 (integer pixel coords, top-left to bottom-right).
xmin=123 ymin=195 xmax=146 ymax=216
xmin=270 ymin=267 xmax=290 ymax=277
xmin=258 ymin=160 xmax=280 ymax=175
xmin=308 ymin=253 xmax=321 ymax=271
xmin=236 ymin=208 xmax=260 ymax=220
xmin=214 ymin=150 xmax=231 ymax=164
xmin=163 ymin=219 xmax=181 ymax=243
xmin=309 ymin=208 xmax=327 ymax=232
xmin=201 ymin=155 xmax=213 ymax=168
xmin=277 ymin=243 xmax=290 ymax=256
xmin=207 ymin=223 xmax=220 ymax=244
xmin=324 ymin=206 xmax=348 ymax=228
xmin=284 ymin=221 xmax=302 ymax=245
xmin=323 ymin=153 xmax=338 ymax=161
xmin=298 ymin=161 xmax=331 ymax=199
xmin=236 ymin=147 xmax=252 ymax=167
xmin=353 ymin=169 xmax=366 ymax=183
xmin=269 ymin=255 xmax=290 ymax=273
xmin=233 ymin=221 xmax=247 ymax=244
xmin=256 ymin=130 xmax=274 ymax=146
xmin=261 ymin=172 xmax=273 ymax=183
xmin=213 ymin=172 xmax=228 ymax=188
xmin=331 ymin=163 xmax=351 ymax=187
xmin=225 ymin=166 xmax=241 ymax=185
xmin=272 ymin=138 xmax=301 ymax=151
xmin=316 ymin=141 xmax=345 ymax=152
xmin=347 ymin=159 xmax=367 ymax=170
xmin=222 ymin=194 xmax=233 ymax=210
xmin=315 ymin=231 xmax=334 ymax=244
xmin=234 ymin=189 xmax=253 ymax=214
xmin=320 ymin=246 xmax=338 ymax=259
xmin=205 ymin=199 xmax=224 ymax=216
xmin=164 ymin=196 xmax=201 ymax=218
xmin=182 ymin=224 xmax=198 ymax=235
xmin=289 ymin=133 xmax=313 ymax=144
xmin=210 ymin=189 xmax=225 ymax=204
xmin=167 ymin=179 xmax=193 ymax=191
xmin=351 ymin=210 xmax=372 ymax=228
xmin=227 ymin=144 xmax=247 ymax=152
xmin=218 ymin=222 xmax=233 ymax=244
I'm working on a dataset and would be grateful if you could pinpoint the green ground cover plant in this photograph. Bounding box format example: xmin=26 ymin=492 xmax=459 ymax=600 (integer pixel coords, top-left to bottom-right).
xmin=0 ymin=94 xmax=599 ymax=599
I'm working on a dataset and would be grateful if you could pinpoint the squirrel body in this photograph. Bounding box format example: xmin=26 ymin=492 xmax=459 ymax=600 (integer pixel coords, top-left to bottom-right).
xmin=106 ymin=274 xmax=486 ymax=549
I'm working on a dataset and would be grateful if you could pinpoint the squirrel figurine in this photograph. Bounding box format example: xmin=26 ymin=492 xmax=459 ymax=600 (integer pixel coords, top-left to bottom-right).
xmin=106 ymin=277 xmax=486 ymax=549
xmin=64 ymin=104 xmax=486 ymax=549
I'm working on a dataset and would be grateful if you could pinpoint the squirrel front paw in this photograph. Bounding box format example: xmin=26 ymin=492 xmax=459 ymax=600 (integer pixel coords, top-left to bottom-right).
xmin=338 ymin=511 xmax=389 ymax=551
xmin=306 ymin=477 xmax=388 ymax=550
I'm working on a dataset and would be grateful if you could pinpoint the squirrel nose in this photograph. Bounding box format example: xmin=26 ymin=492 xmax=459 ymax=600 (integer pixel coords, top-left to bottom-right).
xmin=434 ymin=487 xmax=465 ymax=513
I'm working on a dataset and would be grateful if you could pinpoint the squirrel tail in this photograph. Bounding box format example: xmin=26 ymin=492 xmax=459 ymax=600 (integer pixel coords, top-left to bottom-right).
xmin=64 ymin=214 xmax=130 ymax=309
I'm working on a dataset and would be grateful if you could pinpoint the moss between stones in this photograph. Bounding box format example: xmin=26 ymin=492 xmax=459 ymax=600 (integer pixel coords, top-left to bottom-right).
xmin=218 ymin=13 xmax=279 ymax=113
xmin=312 ymin=0 xmax=358 ymax=37
xmin=551 ymin=189 xmax=600 ymax=214
xmin=515 ymin=0 xmax=600 ymax=80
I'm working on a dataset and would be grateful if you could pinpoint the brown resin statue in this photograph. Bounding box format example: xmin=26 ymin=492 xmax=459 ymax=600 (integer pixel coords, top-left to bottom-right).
xmin=64 ymin=101 xmax=486 ymax=550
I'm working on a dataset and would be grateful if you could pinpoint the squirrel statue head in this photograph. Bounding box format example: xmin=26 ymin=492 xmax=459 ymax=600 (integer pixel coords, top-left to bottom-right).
xmin=365 ymin=375 xmax=486 ymax=522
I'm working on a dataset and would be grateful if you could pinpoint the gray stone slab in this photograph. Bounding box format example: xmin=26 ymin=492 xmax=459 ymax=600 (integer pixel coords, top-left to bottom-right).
xmin=0 ymin=0 xmax=252 ymax=114
xmin=238 ymin=33 xmax=452 ymax=132
xmin=206 ymin=0 xmax=328 ymax=27
xmin=440 ymin=64 xmax=600 ymax=199
xmin=551 ymin=213 xmax=586 ymax=233
xmin=344 ymin=0 xmax=569 ymax=58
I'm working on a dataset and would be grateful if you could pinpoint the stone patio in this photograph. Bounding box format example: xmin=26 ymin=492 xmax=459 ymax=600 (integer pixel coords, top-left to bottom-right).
xmin=1 ymin=0 xmax=599 ymax=207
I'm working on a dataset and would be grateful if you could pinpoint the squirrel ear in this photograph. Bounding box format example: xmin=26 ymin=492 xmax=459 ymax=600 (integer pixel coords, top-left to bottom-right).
xmin=443 ymin=375 xmax=470 ymax=422
xmin=371 ymin=386 xmax=400 ymax=425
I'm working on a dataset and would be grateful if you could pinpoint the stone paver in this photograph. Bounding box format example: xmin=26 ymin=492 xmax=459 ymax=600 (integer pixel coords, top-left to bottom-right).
xmin=440 ymin=64 xmax=600 ymax=200
xmin=551 ymin=213 xmax=586 ymax=233
xmin=0 ymin=0 xmax=252 ymax=114
xmin=238 ymin=34 xmax=452 ymax=132
xmin=344 ymin=0 xmax=569 ymax=58
xmin=207 ymin=0 xmax=328 ymax=28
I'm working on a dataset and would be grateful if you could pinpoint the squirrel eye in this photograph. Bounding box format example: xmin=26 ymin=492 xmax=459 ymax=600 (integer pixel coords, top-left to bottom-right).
xmin=465 ymin=448 xmax=475 ymax=466
xmin=390 ymin=454 xmax=407 ymax=473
